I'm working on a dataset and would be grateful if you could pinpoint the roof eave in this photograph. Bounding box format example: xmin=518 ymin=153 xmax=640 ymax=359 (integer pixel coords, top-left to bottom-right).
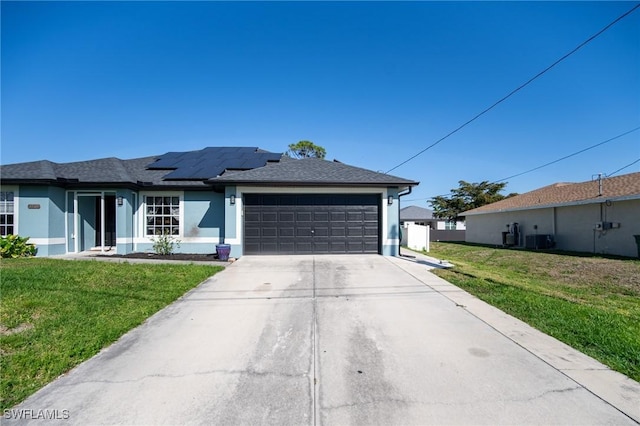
xmin=209 ymin=180 xmax=418 ymax=188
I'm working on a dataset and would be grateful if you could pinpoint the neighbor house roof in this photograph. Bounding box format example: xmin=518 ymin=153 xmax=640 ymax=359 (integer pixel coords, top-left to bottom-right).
xmin=208 ymin=157 xmax=419 ymax=188
xmin=463 ymin=172 xmax=640 ymax=216
xmin=400 ymin=206 xmax=434 ymax=221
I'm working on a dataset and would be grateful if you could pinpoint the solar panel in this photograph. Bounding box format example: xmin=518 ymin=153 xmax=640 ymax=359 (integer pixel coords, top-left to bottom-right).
xmin=147 ymin=147 xmax=282 ymax=180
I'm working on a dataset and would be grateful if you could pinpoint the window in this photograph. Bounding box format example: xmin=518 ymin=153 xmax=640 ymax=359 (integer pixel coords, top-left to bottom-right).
xmin=145 ymin=196 xmax=180 ymax=236
xmin=445 ymin=220 xmax=457 ymax=230
xmin=0 ymin=191 xmax=15 ymax=236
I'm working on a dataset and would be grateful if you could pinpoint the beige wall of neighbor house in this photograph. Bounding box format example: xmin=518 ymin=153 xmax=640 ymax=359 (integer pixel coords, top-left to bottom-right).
xmin=465 ymin=199 xmax=640 ymax=257
xmin=465 ymin=208 xmax=554 ymax=247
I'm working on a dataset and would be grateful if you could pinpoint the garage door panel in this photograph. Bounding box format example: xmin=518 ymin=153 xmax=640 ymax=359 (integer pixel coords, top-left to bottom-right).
xmin=363 ymin=241 xmax=379 ymax=252
xmin=314 ymin=226 xmax=329 ymax=237
xmin=331 ymin=212 xmax=346 ymax=222
xmin=297 ymin=212 xmax=312 ymax=222
xmin=364 ymin=226 xmax=379 ymax=236
xmin=297 ymin=227 xmax=313 ymax=237
xmin=330 ymin=241 xmax=347 ymax=252
xmin=279 ymin=227 xmax=295 ymax=237
xmin=331 ymin=227 xmax=346 ymax=237
xmin=313 ymin=242 xmax=330 ymax=253
xmin=263 ymin=212 xmax=278 ymax=222
xmin=244 ymin=194 xmax=379 ymax=255
xmin=279 ymin=242 xmax=295 ymax=253
xmin=262 ymin=227 xmax=277 ymax=237
xmin=364 ymin=212 xmax=378 ymax=221
xmin=245 ymin=212 xmax=261 ymax=222
xmin=314 ymin=212 xmax=329 ymax=222
xmin=347 ymin=212 xmax=363 ymax=222
xmin=245 ymin=227 xmax=261 ymax=238
xmin=279 ymin=212 xmax=295 ymax=222
xmin=347 ymin=227 xmax=363 ymax=237
xmin=296 ymin=242 xmax=313 ymax=253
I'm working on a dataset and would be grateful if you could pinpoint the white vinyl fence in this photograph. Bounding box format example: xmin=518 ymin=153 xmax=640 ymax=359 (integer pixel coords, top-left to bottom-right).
xmin=401 ymin=223 xmax=430 ymax=253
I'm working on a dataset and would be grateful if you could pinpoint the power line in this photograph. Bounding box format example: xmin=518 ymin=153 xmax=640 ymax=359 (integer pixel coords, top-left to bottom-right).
xmin=386 ymin=3 xmax=640 ymax=174
xmin=608 ymin=158 xmax=640 ymax=177
xmin=402 ymin=126 xmax=640 ymax=203
xmin=494 ymin=126 xmax=640 ymax=182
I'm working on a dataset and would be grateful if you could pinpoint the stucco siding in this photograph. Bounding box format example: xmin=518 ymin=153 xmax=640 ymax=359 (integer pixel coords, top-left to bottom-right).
xmin=556 ymin=199 xmax=639 ymax=257
xmin=466 ymin=199 xmax=640 ymax=257
xmin=115 ymin=190 xmax=136 ymax=254
xmin=183 ymin=191 xmax=224 ymax=239
xmin=8 ymin=186 xmax=67 ymax=256
xmin=554 ymin=204 xmax=599 ymax=253
xmin=465 ymin=208 xmax=554 ymax=247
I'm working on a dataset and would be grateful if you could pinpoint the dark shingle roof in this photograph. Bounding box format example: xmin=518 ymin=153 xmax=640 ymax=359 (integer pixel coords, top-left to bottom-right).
xmin=1 ymin=148 xmax=419 ymax=189
xmin=463 ymin=172 xmax=640 ymax=215
xmin=400 ymin=206 xmax=434 ymax=221
xmin=0 ymin=156 xmax=209 ymax=188
xmin=0 ymin=147 xmax=284 ymax=188
xmin=209 ymin=157 xmax=419 ymax=187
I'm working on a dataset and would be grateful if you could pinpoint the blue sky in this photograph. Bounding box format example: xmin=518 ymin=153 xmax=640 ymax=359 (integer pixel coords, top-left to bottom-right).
xmin=2 ymin=1 xmax=639 ymax=205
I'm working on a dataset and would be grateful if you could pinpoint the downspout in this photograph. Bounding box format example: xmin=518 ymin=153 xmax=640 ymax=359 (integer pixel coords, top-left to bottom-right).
xmin=397 ymin=186 xmax=413 ymax=256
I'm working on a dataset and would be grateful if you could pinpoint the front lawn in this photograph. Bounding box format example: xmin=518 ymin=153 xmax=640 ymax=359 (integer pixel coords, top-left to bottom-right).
xmin=427 ymin=243 xmax=640 ymax=382
xmin=0 ymin=258 xmax=223 ymax=410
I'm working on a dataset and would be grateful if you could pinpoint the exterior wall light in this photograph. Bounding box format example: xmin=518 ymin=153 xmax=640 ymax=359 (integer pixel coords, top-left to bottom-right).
xmin=117 ymin=196 xmax=124 ymax=206
xmin=388 ymin=195 xmax=393 ymax=205
xmin=230 ymin=194 xmax=236 ymax=205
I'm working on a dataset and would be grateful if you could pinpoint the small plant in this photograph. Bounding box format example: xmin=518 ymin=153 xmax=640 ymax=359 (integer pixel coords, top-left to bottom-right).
xmin=151 ymin=232 xmax=181 ymax=255
xmin=0 ymin=235 xmax=37 ymax=258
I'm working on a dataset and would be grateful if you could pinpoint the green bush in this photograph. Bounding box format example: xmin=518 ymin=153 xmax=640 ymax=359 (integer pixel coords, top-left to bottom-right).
xmin=151 ymin=232 xmax=181 ymax=255
xmin=0 ymin=235 xmax=37 ymax=258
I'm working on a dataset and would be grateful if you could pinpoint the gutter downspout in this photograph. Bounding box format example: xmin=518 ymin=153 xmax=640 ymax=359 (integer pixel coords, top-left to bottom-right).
xmin=397 ymin=186 xmax=413 ymax=256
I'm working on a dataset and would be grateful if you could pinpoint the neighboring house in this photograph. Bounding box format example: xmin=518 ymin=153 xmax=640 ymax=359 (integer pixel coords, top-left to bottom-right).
xmin=399 ymin=205 xmax=466 ymax=231
xmin=0 ymin=147 xmax=418 ymax=257
xmin=462 ymin=172 xmax=640 ymax=258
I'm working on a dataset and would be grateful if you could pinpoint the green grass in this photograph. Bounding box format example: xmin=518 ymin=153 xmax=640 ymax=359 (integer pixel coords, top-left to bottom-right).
xmin=0 ymin=258 xmax=223 ymax=410
xmin=427 ymin=242 xmax=640 ymax=382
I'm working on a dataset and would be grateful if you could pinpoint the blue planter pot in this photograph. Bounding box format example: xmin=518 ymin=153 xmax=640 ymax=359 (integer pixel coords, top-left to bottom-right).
xmin=216 ymin=244 xmax=231 ymax=261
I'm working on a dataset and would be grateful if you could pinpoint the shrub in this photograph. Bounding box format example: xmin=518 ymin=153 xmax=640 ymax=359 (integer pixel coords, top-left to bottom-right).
xmin=0 ymin=235 xmax=37 ymax=258
xmin=151 ymin=232 xmax=181 ymax=255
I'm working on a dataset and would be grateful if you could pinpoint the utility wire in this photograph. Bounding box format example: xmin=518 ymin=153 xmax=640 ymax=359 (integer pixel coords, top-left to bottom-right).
xmin=385 ymin=3 xmax=640 ymax=174
xmin=608 ymin=158 xmax=640 ymax=177
xmin=494 ymin=126 xmax=640 ymax=182
xmin=402 ymin=126 xmax=640 ymax=202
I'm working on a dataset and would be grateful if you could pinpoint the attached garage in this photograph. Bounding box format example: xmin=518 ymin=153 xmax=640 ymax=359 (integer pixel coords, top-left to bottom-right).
xmin=209 ymin=157 xmax=418 ymax=257
xmin=244 ymin=194 xmax=379 ymax=255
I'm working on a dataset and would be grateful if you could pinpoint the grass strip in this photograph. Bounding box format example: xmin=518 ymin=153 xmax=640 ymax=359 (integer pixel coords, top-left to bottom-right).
xmin=428 ymin=243 xmax=640 ymax=382
xmin=0 ymin=258 xmax=223 ymax=410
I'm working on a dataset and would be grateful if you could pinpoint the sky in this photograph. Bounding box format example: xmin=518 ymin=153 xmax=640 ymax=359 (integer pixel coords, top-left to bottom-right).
xmin=2 ymin=1 xmax=639 ymax=206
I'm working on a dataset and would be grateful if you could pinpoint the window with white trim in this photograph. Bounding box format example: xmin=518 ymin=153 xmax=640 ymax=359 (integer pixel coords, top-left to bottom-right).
xmin=145 ymin=196 xmax=180 ymax=236
xmin=0 ymin=191 xmax=15 ymax=236
xmin=445 ymin=220 xmax=457 ymax=230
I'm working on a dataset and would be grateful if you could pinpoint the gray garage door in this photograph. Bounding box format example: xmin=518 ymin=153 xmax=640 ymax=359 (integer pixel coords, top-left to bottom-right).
xmin=244 ymin=194 xmax=380 ymax=255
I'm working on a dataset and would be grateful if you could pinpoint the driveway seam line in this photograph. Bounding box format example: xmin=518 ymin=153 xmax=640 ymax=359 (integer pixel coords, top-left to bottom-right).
xmin=312 ymin=256 xmax=318 ymax=426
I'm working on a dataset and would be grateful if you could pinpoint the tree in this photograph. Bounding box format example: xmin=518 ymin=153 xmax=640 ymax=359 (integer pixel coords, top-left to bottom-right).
xmin=429 ymin=180 xmax=516 ymax=221
xmin=287 ymin=140 xmax=326 ymax=159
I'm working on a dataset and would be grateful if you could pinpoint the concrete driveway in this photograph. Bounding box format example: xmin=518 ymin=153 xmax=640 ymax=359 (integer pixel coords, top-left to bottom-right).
xmin=7 ymin=255 xmax=639 ymax=425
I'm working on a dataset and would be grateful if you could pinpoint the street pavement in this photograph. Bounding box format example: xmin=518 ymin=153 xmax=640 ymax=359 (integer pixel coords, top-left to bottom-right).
xmin=5 ymin=255 xmax=639 ymax=425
